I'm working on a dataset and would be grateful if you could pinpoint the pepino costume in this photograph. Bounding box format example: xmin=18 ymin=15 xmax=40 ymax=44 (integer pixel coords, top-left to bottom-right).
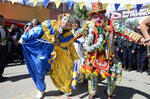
xmin=77 ymin=2 xmax=143 ymax=98
xmin=48 ymin=16 xmax=79 ymax=93
xmin=21 ymin=13 xmax=79 ymax=93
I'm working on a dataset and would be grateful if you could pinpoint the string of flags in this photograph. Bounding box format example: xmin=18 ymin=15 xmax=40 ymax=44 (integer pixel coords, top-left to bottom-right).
xmin=1 ymin=0 xmax=150 ymax=12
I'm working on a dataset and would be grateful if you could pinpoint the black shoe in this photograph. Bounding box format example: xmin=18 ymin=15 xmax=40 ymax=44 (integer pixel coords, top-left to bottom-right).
xmin=124 ymin=67 xmax=127 ymax=71
xmin=147 ymin=72 xmax=150 ymax=76
xmin=140 ymin=67 xmax=143 ymax=73
xmin=128 ymin=68 xmax=132 ymax=72
xmin=136 ymin=68 xmax=140 ymax=72
xmin=57 ymin=90 xmax=64 ymax=95
xmin=0 ymin=76 xmax=8 ymax=82
xmin=20 ymin=60 xmax=25 ymax=65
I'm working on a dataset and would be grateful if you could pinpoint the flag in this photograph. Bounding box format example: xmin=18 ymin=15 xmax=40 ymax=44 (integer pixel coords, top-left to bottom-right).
xmin=78 ymin=2 xmax=84 ymax=10
xmin=103 ymin=3 xmax=108 ymax=10
xmin=23 ymin=0 xmax=26 ymax=5
xmin=136 ymin=4 xmax=143 ymax=12
xmin=148 ymin=4 xmax=150 ymax=12
xmin=55 ymin=0 xmax=61 ymax=8
xmin=126 ymin=4 xmax=131 ymax=11
xmin=115 ymin=3 xmax=120 ymax=11
xmin=11 ymin=0 xmax=15 ymax=4
xmin=67 ymin=1 xmax=73 ymax=10
xmin=44 ymin=0 xmax=49 ymax=8
xmin=33 ymin=0 xmax=38 ymax=7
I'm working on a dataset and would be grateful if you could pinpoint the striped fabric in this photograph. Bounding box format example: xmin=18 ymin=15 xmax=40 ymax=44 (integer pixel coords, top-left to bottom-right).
xmin=72 ymin=62 xmax=78 ymax=90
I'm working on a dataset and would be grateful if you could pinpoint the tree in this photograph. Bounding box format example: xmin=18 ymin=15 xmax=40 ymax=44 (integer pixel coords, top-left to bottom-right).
xmin=74 ymin=3 xmax=89 ymax=20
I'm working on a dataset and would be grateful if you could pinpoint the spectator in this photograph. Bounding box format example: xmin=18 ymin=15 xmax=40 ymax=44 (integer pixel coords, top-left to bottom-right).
xmin=127 ymin=40 xmax=136 ymax=71
xmin=120 ymin=37 xmax=128 ymax=71
xmin=114 ymin=34 xmax=121 ymax=59
xmin=24 ymin=22 xmax=33 ymax=33
xmin=136 ymin=43 xmax=147 ymax=73
xmin=24 ymin=19 xmax=40 ymax=33
xmin=0 ymin=14 xmax=8 ymax=82
xmin=134 ymin=26 xmax=147 ymax=73
xmin=31 ymin=19 xmax=40 ymax=27
xmin=72 ymin=18 xmax=85 ymax=83
xmin=8 ymin=23 xmax=24 ymax=64
xmin=140 ymin=16 xmax=150 ymax=75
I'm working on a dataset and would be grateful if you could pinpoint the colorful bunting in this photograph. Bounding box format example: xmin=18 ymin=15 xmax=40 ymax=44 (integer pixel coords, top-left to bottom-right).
xmin=78 ymin=2 xmax=84 ymax=10
xmin=103 ymin=3 xmax=108 ymax=10
xmin=1 ymin=0 xmax=150 ymax=16
xmin=136 ymin=4 xmax=143 ymax=12
xmin=115 ymin=3 xmax=120 ymax=11
xmin=55 ymin=0 xmax=61 ymax=8
xmin=148 ymin=4 xmax=150 ymax=13
xmin=67 ymin=1 xmax=73 ymax=10
xmin=44 ymin=0 xmax=49 ymax=8
xmin=23 ymin=0 xmax=26 ymax=5
xmin=126 ymin=4 xmax=131 ymax=11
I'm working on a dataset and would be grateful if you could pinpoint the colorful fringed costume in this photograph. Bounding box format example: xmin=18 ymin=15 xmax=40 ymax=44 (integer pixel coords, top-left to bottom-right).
xmin=77 ymin=2 xmax=143 ymax=98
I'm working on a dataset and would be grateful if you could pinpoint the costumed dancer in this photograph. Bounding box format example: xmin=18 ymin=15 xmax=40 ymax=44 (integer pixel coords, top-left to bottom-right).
xmin=72 ymin=18 xmax=86 ymax=83
xmin=77 ymin=2 xmax=144 ymax=99
xmin=19 ymin=13 xmax=79 ymax=98
xmin=48 ymin=13 xmax=79 ymax=95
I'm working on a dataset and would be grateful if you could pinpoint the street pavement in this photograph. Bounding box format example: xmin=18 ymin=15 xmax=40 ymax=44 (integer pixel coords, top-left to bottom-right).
xmin=0 ymin=63 xmax=150 ymax=99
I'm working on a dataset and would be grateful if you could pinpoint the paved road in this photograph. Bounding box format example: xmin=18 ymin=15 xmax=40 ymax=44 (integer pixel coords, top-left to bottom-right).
xmin=0 ymin=63 xmax=150 ymax=99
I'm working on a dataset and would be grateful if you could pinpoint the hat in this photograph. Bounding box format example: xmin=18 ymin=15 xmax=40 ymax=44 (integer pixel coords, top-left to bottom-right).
xmin=89 ymin=2 xmax=106 ymax=16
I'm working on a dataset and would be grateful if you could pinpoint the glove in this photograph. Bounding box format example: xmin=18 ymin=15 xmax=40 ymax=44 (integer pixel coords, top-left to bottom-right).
xmin=18 ymin=37 xmax=24 ymax=44
xmin=58 ymin=25 xmax=63 ymax=33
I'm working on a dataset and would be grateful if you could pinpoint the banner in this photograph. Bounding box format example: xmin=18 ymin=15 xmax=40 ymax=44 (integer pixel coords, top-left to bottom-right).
xmin=110 ymin=6 xmax=150 ymax=19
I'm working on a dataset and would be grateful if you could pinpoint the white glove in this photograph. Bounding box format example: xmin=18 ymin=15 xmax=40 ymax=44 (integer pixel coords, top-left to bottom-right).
xmin=18 ymin=37 xmax=24 ymax=44
xmin=58 ymin=25 xmax=63 ymax=33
